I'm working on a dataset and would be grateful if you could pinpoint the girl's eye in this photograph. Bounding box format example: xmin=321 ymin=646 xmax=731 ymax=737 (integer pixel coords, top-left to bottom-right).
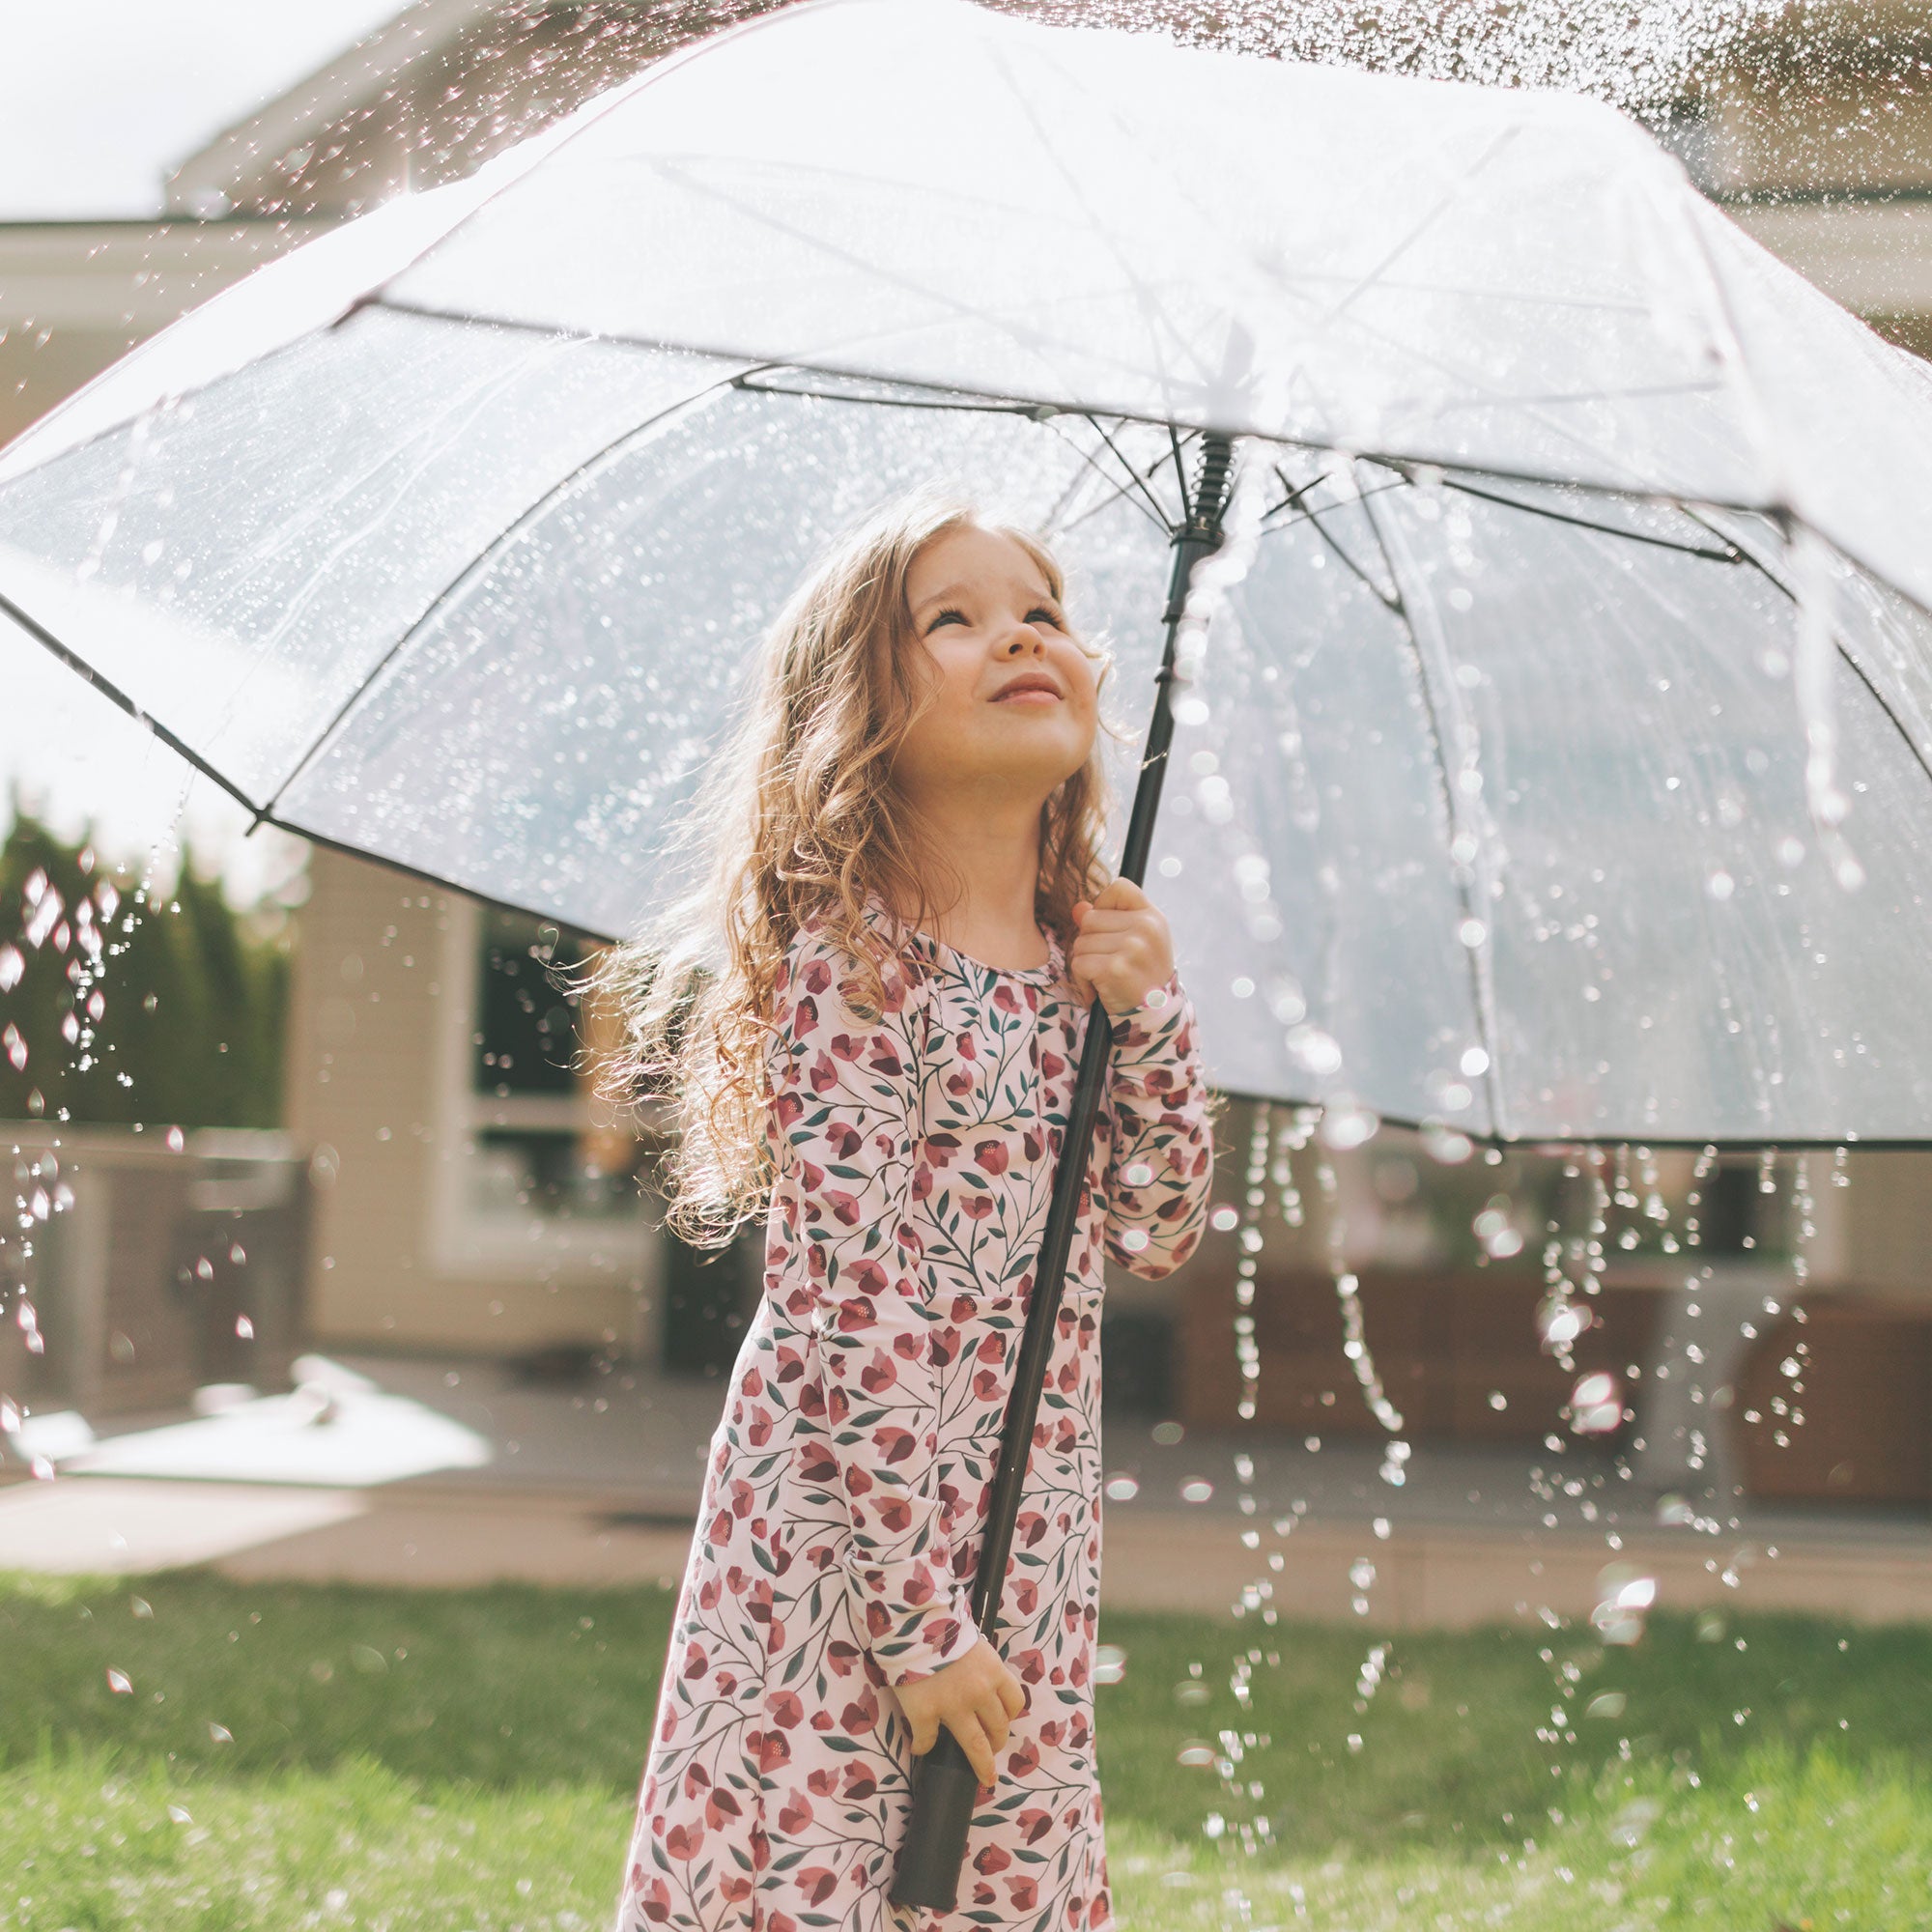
xmin=1030 ymin=608 xmax=1063 ymax=629
xmin=926 ymin=608 xmax=967 ymax=632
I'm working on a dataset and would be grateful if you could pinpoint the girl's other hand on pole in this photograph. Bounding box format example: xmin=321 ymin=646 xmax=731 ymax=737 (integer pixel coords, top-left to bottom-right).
xmin=895 ymin=1636 xmax=1027 ymax=1787
xmin=1069 ymin=877 xmax=1174 ymax=1015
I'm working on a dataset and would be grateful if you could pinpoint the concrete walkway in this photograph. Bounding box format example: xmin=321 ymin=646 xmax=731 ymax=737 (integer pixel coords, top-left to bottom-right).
xmin=2 ymin=1350 xmax=1928 ymax=1627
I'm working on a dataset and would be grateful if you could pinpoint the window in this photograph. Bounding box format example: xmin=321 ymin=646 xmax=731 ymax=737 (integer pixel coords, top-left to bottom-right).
xmin=427 ymin=896 xmax=659 ymax=1285
xmin=464 ymin=907 xmax=647 ymax=1222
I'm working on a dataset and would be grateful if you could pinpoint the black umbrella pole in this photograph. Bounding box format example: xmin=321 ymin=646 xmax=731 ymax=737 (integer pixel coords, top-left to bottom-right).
xmin=891 ymin=435 xmax=1236 ymax=1914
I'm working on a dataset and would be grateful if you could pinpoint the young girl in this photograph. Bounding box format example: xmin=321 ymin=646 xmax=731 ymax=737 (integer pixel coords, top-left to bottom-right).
xmin=600 ymin=489 xmax=1217 ymax=1932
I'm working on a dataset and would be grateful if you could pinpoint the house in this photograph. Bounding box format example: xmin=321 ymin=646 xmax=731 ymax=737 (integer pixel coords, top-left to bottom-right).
xmin=4 ymin=0 xmax=1930 ymax=1496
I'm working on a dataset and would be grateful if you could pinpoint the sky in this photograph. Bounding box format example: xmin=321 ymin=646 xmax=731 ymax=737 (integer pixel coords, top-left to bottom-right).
xmin=0 ymin=2 xmax=403 ymax=903
xmin=0 ymin=630 xmax=312 ymax=908
xmin=0 ymin=0 xmax=406 ymax=220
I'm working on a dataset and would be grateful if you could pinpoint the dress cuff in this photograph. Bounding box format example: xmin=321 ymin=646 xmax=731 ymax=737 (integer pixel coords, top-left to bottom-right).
xmin=875 ymin=1587 xmax=982 ymax=1688
xmin=1107 ymin=968 xmax=1191 ymax=1056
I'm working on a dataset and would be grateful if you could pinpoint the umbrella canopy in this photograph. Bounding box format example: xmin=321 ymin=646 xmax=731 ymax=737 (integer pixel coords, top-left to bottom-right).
xmin=2 ymin=0 xmax=1931 ymax=1145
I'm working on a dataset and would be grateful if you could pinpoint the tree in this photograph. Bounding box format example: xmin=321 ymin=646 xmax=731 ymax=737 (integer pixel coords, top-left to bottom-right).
xmin=0 ymin=805 xmax=292 ymax=1128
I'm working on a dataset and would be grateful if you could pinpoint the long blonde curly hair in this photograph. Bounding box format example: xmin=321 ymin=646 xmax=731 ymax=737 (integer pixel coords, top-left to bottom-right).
xmin=583 ymin=485 xmax=1127 ymax=1248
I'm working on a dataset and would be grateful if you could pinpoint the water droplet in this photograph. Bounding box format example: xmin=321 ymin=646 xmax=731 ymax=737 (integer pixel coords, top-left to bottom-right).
xmin=1570 ymin=1371 xmax=1623 ymax=1435
xmin=1424 ymin=1125 xmax=1474 ymax=1165
xmin=1104 ymin=1473 xmax=1139 ymax=1502
xmin=1209 ymin=1204 xmax=1239 ymax=1232
xmin=106 ymin=1667 xmax=132 ymax=1694
xmin=1489 ymin=1390 xmax=1508 ymax=1410
xmin=1706 ymin=869 xmax=1735 ymax=901
xmin=1584 ymin=1691 xmax=1627 ymax=1719
xmin=1319 ymin=1099 xmax=1379 ymax=1151
xmin=1457 ymin=917 xmax=1488 ymax=949
xmin=1179 ymin=1478 xmax=1214 ymax=1504
xmin=1286 ymin=1024 xmax=1343 ymax=1078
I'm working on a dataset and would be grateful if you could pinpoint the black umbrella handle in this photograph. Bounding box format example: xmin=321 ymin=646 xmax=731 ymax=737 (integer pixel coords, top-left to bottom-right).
xmin=890 ymin=435 xmax=1236 ymax=1914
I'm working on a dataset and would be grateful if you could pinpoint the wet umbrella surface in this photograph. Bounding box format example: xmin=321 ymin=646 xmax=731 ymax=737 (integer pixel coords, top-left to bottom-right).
xmin=2 ymin=0 xmax=1931 ymax=1149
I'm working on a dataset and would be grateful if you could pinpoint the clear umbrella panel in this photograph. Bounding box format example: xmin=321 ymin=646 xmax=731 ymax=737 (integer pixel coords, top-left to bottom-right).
xmin=3 ymin=0 xmax=1932 ymax=1146
xmin=3 ymin=304 xmax=1929 ymax=1144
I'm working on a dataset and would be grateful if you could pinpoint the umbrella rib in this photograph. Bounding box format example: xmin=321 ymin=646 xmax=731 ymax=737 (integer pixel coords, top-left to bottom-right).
xmin=1684 ymin=509 xmax=1932 ymax=796
xmin=1317 ymin=126 xmax=1526 ymax=324
xmin=251 ymin=367 xmax=753 ymax=827
xmin=1204 ymin=1081 xmax=1918 ymax=1151
xmin=0 ymin=583 xmax=269 ymax=820
xmin=1438 ymin=476 xmax=1744 ymax=563
xmin=1032 ymin=422 xmax=1174 ymax=539
xmin=732 ymin=369 xmax=1045 ymax=414
xmin=1263 ymin=465 xmax=1399 ymax=611
xmin=724 ymin=369 xmax=1171 ymax=537
xmin=1070 ymin=414 xmax=1178 ymax=534
xmin=1353 ymin=472 xmax=1510 ymax=1140
xmin=372 ymin=298 xmax=1932 ymax=616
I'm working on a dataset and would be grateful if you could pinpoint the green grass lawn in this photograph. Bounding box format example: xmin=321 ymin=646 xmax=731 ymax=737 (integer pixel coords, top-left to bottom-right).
xmin=1 ymin=1567 xmax=1928 ymax=1929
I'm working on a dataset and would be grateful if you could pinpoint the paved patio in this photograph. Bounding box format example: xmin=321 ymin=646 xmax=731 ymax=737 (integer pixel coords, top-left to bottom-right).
xmin=2 ymin=1350 xmax=1927 ymax=1628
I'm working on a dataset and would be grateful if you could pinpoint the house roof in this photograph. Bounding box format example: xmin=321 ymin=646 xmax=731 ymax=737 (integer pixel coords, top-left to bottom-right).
xmin=0 ymin=0 xmax=409 ymax=222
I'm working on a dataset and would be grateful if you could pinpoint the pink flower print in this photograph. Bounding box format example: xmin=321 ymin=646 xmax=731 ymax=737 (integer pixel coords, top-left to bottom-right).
xmin=665 ymin=1824 xmax=704 ymax=1861
xmin=974 ymin=1139 xmax=1010 ymax=1176
xmin=617 ymin=906 xmax=1213 ymax=1932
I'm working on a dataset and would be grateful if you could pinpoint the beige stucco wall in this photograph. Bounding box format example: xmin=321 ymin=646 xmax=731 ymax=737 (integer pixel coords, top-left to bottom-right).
xmin=285 ymin=846 xmax=660 ymax=1357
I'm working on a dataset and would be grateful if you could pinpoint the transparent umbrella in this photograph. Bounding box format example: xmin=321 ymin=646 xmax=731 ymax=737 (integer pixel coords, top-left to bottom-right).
xmin=4 ymin=0 xmax=1931 ymax=1149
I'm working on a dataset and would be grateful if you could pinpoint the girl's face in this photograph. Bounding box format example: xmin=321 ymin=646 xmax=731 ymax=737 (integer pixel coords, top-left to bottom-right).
xmin=894 ymin=523 xmax=1099 ymax=810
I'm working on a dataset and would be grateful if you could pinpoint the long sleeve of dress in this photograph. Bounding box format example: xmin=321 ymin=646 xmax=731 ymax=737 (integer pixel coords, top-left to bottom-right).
xmin=1100 ymin=968 xmax=1214 ymax=1279
xmin=766 ymin=923 xmax=983 ymax=1690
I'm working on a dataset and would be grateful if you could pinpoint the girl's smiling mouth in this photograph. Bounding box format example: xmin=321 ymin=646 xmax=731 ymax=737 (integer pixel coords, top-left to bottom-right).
xmin=993 ymin=672 xmax=1063 ymax=703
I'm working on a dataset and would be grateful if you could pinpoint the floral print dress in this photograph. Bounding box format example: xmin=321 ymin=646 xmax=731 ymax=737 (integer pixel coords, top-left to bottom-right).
xmin=617 ymin=895 xmax=1214 ymax=1932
